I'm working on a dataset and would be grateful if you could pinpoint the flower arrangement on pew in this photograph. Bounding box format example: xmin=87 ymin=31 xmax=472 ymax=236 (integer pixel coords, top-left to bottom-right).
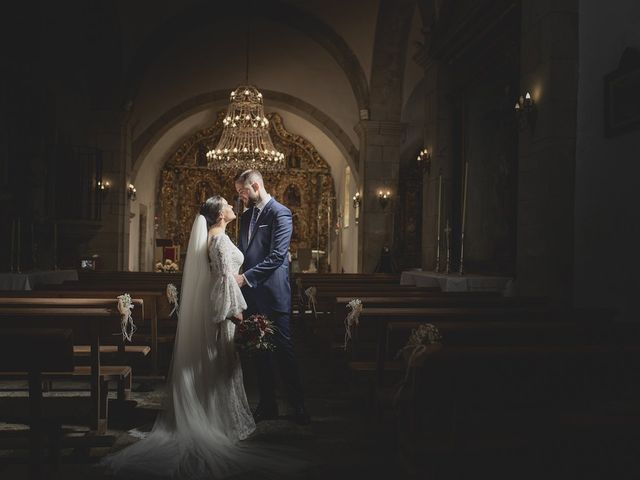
xmin=394 ymin=324 xmax=443 ymax=405
xmin=233 ymin=313 xmax=276 ymax=354
xmin=343 ymin=298 xmax=363 ymax=350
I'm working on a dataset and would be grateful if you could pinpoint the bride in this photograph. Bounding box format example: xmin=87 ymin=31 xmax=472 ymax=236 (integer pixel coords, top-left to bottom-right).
xmin=102 ymin=196 xmax=297 ymax=479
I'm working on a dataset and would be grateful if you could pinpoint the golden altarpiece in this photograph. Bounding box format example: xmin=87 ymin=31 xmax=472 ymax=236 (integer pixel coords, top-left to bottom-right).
xmin=157 ymin=112 xmax=336 ymax=272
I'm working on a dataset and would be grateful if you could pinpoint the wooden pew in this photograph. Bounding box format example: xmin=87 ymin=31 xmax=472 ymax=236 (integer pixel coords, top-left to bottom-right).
xmin=15 ymin=289 xmax=168 ymax=376
xmin=0 ymin=296 xmax=148 ymax=362
xmin=0 ymin=328 xmax=74 ymax=476
xmin=394 ymin=344 xmax=638 ymax=477
xmin=0 ymin=303 xmax=136 ymax=434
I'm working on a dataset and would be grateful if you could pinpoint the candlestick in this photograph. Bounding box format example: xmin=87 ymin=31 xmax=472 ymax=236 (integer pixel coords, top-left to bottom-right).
xmin=10 ymin=219 xmax=15 ymax=273
xmin=459 ymin=161 xmax=469 ymax=275
xmin=53 ymin=222 xmax=58 ymax=270
xmin=16 ymin=217 xmax=21 ymax=273
xmin=435 ymin=174 xmax=443 ymax=272
xmin=445 ymin=219 xmax=452 ymax=274
xmin=31 ymin=223 xmax=35 ymax=270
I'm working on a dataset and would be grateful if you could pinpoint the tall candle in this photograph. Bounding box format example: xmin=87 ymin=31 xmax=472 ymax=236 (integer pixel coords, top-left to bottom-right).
xmin=53 ymin=222 xmax=58 ymax=270
xmin=31 ymin=223 xmax=35 ymax=270
xmin=459 ymin=161 xmax=469 ymax=275
xmin=10 ymin=219 xmax=15 ymax=272
xmin=16 ymin=217 xmax=21 ymax=273
xmin=435 ymin=174 xmax=443 ymax=272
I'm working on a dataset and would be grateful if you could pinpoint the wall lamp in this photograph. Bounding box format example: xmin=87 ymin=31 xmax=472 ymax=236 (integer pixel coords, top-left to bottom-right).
xmin=352 ymin=192 xmax=361 ymax=224
xmin=377 ymin=190 xmax=391 ymax=210
xmin=514 ymin=92 xmax=536 ymax=129
xmin=97 ymin=179 xmax=111 ymax=195
xmin=417 ymin=147 xmax=431 ymax=173
xmin=127 ymin=183 xmax=137 ymax=201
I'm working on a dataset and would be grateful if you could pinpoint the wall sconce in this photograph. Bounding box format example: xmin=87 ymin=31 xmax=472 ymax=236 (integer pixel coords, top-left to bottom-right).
xmin=416 ymin=147 xmax=431 ymax=173
xmin=97 ymin=179 xmax=111 ymax=195
xmin=514 ymin=92 xmax=536 ymax=129
xmin=352 ymin=192 xmax=361 ymax=224
xmin=377 ymin=190 xmax=391 ymax=210
xmin=127 ymin=183 xmax=137 ymax=201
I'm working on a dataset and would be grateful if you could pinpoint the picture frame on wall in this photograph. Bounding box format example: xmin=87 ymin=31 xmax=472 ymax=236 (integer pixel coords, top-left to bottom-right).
xmin=604 ymin=47 xmax=640 ymax=137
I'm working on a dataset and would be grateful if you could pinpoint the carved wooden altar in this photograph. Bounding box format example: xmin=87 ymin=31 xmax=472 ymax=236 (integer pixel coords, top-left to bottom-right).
xmin=157 ymin=112 xmax=336 ymax=271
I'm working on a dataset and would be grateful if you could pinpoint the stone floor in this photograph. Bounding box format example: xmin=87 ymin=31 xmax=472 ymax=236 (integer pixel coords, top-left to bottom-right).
xmin=0 ymin=322 xmax=405 ymax=479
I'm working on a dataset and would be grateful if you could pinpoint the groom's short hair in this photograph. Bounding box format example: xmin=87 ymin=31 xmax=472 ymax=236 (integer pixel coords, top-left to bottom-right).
xmin=235 ymin=169 xmax=264 ymax=187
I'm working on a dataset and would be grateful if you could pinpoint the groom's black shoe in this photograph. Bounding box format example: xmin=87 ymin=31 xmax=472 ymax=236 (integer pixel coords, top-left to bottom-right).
xmin=290 ymin=405 xmax=311 ymax=426
xmin=253 ymin=404 xmax=279 ymax=423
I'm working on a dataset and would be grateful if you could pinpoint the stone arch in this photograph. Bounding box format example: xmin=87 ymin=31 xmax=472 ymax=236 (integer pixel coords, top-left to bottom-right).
xmin=122 ymin=1 xmax=369 ymax=113
xmin=131 ymin=90 xmax=360 ymax=184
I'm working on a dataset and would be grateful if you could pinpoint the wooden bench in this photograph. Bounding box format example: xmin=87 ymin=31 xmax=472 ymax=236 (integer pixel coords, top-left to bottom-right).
xmin=0 ymin=296 xmax=149 ymax=362
xmin=6 ymin=290 xmax=165 ymax=376
xmin=0 ymin=304 xmax=136 ymax=434
xmin=0 ymin=328 xmax=75 ymax=476
xmin=395 ymin=344 xmax=639 ymax=477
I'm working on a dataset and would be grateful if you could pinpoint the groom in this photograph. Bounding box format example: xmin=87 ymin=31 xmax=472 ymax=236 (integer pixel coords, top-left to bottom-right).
xmin=234 ymin=169 xmax=310 ymax=425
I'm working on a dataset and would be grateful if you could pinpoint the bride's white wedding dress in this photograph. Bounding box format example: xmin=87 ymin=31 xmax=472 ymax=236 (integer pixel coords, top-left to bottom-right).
xmin=101 ymin=216 xmax=300 ymax=479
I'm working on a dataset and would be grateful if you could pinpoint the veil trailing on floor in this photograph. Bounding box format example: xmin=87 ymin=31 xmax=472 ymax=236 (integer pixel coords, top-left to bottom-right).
xmin=100 ymin=215 xmax=311 ymax=479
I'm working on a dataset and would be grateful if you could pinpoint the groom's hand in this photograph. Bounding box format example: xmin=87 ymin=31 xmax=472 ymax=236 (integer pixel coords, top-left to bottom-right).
xmin=234 ymin=274 xmax=246 ymax=287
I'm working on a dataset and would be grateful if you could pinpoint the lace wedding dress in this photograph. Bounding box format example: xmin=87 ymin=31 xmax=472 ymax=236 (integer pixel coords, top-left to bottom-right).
xmin=101 ymin=217 xmax=294 ymax=479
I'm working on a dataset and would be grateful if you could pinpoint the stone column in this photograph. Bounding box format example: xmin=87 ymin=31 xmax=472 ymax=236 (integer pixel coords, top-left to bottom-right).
xmin=515 ymin=0 xmax=578 ymax=302
xmin=421 ymin=60 xmax=455 ymax=271
xmin=354 ymin=120 xmax=406 ymax=273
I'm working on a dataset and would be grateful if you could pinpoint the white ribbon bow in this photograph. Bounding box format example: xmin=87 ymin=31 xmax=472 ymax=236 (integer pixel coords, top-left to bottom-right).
xmin=117 ymin=293 xmax=136 ymax=342
xmin=166 ymin=283 xmax=179 ymax=316
xmin=343 ymin=298 xmax=363 ymax=350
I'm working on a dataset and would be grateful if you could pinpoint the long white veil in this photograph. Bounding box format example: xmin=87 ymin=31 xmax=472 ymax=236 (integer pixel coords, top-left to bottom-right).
xmin=101 ymin=215 xmax=311 ymax=479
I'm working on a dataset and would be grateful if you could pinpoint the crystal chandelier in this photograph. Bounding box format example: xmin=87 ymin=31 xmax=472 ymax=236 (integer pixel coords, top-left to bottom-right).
xmin=207 ymin=85 xmax=285 ymax=172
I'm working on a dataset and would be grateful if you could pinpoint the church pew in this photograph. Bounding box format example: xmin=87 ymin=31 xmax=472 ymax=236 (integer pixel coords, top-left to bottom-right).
xmin=0 ymin=328 xmax=75 ymax=475
xmin=17 ymin=288 xmax=171 ymax=376
xmin=394 ymin=344 xmax=639 ymax=477
xmin=0 ymin=296 xmax=149 ymax=366
xmin=0 ymin=304 xmax=136 ymax=434
xmin=340 ymin=305 xmax=591 ymax=401
xmin=330 ymin=293 xmax=538 ymax=333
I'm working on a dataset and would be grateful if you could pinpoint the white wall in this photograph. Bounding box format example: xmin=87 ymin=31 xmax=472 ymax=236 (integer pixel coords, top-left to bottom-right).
xmin=574 ymin=1 xmax=640 ymax=320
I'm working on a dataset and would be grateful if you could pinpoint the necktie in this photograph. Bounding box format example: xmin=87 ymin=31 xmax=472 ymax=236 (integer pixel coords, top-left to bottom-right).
xmin=248 ymin=207 xmax=260 ymax=241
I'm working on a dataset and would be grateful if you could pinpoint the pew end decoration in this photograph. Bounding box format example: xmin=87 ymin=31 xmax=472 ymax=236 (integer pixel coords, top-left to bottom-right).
xmin=397 ymin=323 xmax=443 ymax=363
xmin=116 ymin=293 xmax=137 ymax=342
xmin=233 ymin=313 xmax=276 ymax=354
xmin=166 ymin=283 xmax=179 ymax=317
xmin=394 ymin=323 xmax=443 ymax=405
xmin=304 ymin=286 xmax=318 ymax=316
xmin=343 ymin=298 xmax=363 ymax=350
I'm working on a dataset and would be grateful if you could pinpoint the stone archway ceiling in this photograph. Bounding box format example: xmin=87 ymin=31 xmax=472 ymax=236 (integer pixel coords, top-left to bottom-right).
xmin=122 ymin=1 xmax=369 ymax=113
xmin=131 ymin=89 xmax=359 ymax=178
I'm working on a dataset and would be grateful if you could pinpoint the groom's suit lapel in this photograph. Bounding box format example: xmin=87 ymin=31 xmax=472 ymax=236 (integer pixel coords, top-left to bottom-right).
xmin=246 ymin=198 xmax=275 ymax=251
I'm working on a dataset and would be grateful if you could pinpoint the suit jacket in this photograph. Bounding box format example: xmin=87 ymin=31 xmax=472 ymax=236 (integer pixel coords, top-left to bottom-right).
xmin=238 ymin=198 xmax=292 ymax=314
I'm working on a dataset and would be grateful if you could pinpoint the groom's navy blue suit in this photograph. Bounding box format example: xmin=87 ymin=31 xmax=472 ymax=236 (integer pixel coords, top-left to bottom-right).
xmin=238 ymin=197 xmax=304 ymax=411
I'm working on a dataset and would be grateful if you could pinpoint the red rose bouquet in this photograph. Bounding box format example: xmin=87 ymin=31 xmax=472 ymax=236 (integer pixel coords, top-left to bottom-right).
xmin=233 ymin=313 xmax=276 ymax=353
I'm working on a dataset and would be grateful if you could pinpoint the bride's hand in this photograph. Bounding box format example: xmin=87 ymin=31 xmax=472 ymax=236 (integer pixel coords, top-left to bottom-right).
xmin=232 ymin=313 xmax=243 ymax=324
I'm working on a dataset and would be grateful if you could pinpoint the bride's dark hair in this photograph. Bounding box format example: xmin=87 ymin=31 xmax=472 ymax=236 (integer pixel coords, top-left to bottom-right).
xmin=199 ymin=196 xmax=225 ymax=228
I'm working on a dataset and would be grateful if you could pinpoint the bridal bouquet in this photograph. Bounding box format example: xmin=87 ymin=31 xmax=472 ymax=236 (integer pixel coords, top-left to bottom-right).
xmin=233 ymin=313 xmax=276 ymax=353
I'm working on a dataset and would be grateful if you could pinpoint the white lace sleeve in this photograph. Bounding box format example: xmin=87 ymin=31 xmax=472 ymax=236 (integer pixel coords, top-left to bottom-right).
xmin=209 ymin=234 xmax=247 ymax=323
